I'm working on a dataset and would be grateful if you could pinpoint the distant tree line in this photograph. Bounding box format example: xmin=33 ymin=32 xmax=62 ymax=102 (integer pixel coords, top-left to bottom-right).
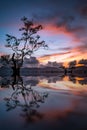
xmin=0 ymin=55 xmax=87 ymax=69
xmin=68 ymin=59 xmax=87 ymax=68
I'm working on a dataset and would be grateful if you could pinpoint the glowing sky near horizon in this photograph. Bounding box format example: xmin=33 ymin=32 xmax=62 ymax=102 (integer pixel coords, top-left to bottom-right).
xmin=0 ymin=0 xmax=87 ymax=66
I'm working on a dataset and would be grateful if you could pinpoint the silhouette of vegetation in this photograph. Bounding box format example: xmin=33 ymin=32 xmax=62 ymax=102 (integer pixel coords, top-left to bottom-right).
xmin=68 ymin=59 xmax=87 ymax=69
xmin=68 ymin=60 xmax=76 ymax=69
xmin=4 ymin=76 xmax=48 ymax=123
xmin=5 ymin=16 xmax=48 ymax=76
xmin=78 ymin=59 xmax=87 ymax=65
xmin=0 ymin=55 xmax=10 ymax=65
xmin=66 ymin=59 xmax=87 ymax=77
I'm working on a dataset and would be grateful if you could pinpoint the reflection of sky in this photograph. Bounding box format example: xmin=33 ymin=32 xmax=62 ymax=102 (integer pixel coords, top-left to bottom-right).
xmin=0 ymin=76 xmax=87 ymax=129
xmin=0 ymin=76 xmax=87 ymax=91
xmin=0 ymin=0 xmax=87 ymax=66
xmin=38 ymin=76 xmax=87 ymax=92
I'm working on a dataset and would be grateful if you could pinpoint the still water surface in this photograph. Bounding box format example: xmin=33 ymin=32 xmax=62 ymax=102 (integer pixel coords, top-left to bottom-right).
xmin=0 ymin=75 xmax=87 ymax=130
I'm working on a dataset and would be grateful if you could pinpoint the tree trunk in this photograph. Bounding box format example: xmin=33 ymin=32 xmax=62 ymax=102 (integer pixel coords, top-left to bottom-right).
xmin=12 ymin=67 xmax=20 ymax=76
xmin=11 ymin=53 xmax=20 ymax=76
xmin=11 ymin=53 xmax=24 ymax=77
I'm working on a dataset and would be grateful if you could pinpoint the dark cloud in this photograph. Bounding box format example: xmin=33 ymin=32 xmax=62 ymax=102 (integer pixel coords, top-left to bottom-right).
xmin=58 ymin=44 xmax=87 ymax=54
xmin=49 ymin=47 xmax=72 ymax=52
xmin=77 ymin=44 xmax=87 ymax=53
xmin=32 ymin=13 xmax=57 ymax=24
xmin=41 ymin=51 xmax=71 ymax=58
xmin=55 ymin=15 xmax=86 ymax=33
xmin=76 ymin=0 xmax=87 ymax=17
xmin=59 ymin=47 xmax=72 ymax=51
xmin=56 ymin=16 xmax=75 ymax=27
xmin=55 ymin=15 xmax=84 ymax=33
xmin=75 ymin=0 xmax=87 ymax=7
xmin=79 ymin=6 xmax=87 ymax=17
xmin=0 ymin=0 xmax=87 ymax=50
xmin=28 ymin=0 xmax=87 ymax=46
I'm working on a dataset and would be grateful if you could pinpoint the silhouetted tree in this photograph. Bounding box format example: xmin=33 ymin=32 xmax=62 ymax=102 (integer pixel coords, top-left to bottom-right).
xmin=78 ymin=59 xmax=87 ymax=66
xmin=5 ymin=16 xmax=48 ymax=76
xmin=68 ymin=60 xmax=77 ymax=69
xmin=0 ymin=55 xmax=10 ymax=65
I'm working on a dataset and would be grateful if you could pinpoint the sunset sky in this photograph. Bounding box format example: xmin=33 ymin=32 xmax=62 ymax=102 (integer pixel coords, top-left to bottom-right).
xmin=0 ymin=0 xmax=87 ymax=66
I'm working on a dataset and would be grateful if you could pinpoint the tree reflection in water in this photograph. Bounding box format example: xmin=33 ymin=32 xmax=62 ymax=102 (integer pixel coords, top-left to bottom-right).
xmin=4 ymin=76 xmax=48 ymax=123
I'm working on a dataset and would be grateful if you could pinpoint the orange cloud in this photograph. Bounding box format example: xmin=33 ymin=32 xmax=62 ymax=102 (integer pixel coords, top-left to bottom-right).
xmin=38 ymin=45 xmax=87 ymax=67
xmin=42 ymin=23 xmax=82 ymax=44
xmin=43 ymin=24 xmax=74 ymax=37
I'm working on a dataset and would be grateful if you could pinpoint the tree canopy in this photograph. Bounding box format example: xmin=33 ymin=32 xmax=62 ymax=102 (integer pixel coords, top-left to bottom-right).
xmin=5 ymin=16 xmax=48 ymax=61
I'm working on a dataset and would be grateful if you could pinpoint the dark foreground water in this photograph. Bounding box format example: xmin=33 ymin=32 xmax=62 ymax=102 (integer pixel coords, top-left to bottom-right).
xmin=0 ymin=75 xmax=87 ymax=130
